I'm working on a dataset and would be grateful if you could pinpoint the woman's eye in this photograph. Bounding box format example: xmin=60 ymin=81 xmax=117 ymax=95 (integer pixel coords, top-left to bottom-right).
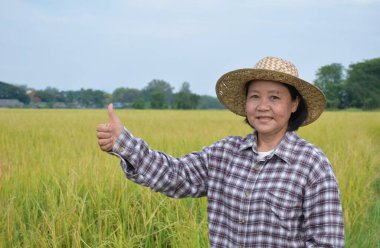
xmin=270 ymin=96 xmax=279 ymax=100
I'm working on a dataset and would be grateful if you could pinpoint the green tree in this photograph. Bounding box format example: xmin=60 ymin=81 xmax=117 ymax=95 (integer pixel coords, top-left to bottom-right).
xmin=0 ymin=81 xmax=30 ymax=104
xmin=179 ymin=81 xmax=191 ymax=93
xmin=198 ymin=95 xmax=224 ymax=109
xmin=173 ymin=92 xmax=200 ymax=109
xmin=173 ymin=82 xmax=200 ymax=109
xmin=62 ymin=90 xmax=79 ymax=102
xmin=35 ymin=87 xmax=64 ymax=104
xmin=313 ymin=63 xmax=345 ymax=109
xmin=112 ymin=87 xmax=142 ymax=104
xmin=150 ymin=92 xmax=166 ymax=109
xmin=132 ymin=99 xmax=145 ymax=109
xmin=345 ymin=57 xmax=380 ymax=109
xmin=143 ymin=79 xmax=174 ymax=108
xmin=76 ymin=89 xmax=108 ymax=108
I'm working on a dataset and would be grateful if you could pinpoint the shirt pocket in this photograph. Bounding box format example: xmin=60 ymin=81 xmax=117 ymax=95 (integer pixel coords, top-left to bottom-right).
xmin=264 ymin=191 xmax=301 ymax=231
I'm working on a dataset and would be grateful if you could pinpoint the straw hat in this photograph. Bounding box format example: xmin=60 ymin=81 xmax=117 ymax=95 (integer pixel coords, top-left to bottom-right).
xmin=215 ymin=56 xmax=326 ymax=126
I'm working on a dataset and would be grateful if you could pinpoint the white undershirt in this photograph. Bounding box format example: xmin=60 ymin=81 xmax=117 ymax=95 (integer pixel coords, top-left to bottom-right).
xmin=257 ymin=149 xmax=275 ymax=161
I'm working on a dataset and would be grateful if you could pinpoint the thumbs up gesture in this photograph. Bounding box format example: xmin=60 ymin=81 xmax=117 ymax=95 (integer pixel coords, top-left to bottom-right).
xmin=97 ymin=103 xmax=124 ymax=151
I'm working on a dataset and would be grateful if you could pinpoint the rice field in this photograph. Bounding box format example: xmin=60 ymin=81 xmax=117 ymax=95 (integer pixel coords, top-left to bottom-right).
xmin=0 ymin=109 xmax=379 ymax=247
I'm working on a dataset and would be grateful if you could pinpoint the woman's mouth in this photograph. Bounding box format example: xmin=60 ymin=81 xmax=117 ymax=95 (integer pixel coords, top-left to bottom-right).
xmin=256 ymin=116 xmax=273 ymax=122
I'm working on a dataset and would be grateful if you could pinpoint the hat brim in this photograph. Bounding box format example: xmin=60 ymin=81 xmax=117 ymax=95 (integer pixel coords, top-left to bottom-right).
xmin=215 ymin=68 xmax=326 ymax=126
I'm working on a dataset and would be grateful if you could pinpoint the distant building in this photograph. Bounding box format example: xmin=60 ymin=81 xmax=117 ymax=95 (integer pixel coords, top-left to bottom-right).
xmin=52 ymin=102 xmax=67 ymax=108
xmin=27 ymin=90 xmax=41 ymax=104
xmin=0 ymin=99 xmax=24 ymax=108
xmin=113 ymin=102 xmax=125 ymax=109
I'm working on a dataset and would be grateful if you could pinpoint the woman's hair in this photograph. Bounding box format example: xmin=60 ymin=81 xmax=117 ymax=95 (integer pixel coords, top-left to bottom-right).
xmin=244 ymin=80 xmax=308 ymax=131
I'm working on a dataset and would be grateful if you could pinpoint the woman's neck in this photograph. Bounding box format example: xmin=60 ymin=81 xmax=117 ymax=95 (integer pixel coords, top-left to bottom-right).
xmin=256 ymin=131 xmax=286 ymax=152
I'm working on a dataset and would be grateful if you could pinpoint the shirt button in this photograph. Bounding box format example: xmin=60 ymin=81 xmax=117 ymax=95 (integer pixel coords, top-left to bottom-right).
xmin=240 ymin=218 xmax=245 ymax=224
xmin=119 ymin=147 xmax=125 ymax=153
xmin=244 ymin=191 xmax=251 ymax=197
xmin=254 ymin=166 xmax=261 ymax=172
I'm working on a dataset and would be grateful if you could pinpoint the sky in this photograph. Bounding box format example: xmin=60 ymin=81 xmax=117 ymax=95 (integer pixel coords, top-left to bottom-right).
xmin=1 ymin=0 xmax=379 ymax=96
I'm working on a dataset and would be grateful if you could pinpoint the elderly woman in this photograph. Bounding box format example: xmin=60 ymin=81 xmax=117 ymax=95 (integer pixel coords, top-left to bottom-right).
xmin=97 ymin=56 xmax=344 ymax=247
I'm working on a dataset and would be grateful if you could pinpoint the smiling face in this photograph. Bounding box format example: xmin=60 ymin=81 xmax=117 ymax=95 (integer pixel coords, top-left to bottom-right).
xmin=245 ymin=80 xmax=299 ymax=143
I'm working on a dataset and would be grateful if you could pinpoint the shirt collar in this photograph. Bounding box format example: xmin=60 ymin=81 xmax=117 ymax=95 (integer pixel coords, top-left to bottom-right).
xmin=239 ymin=131 xmax=299 ymax=165
xmin=238 ymin=132 xmax=256 ymax=152
xmin=273 ymin=131 xmax=299 ymax=165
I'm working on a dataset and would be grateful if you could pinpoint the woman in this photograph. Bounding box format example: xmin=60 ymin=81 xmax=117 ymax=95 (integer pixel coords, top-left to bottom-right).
xmin=97 ymin=56 xmax=344 ymax=247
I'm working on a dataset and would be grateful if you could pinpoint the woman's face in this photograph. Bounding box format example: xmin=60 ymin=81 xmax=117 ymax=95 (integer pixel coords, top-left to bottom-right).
xmin=245 ymin=80 xmax=299 ymax=140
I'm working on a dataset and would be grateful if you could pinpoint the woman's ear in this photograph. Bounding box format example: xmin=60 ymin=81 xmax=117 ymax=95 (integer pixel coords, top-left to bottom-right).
xmin=292 ymin=96 xmax=299 ymax=113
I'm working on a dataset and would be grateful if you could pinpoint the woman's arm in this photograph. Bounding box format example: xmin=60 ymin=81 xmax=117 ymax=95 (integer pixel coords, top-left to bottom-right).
xmin=110 ymin=127 xmax=209 ymax=198
xmin=303 ymin=165 xmax=345 ymax=247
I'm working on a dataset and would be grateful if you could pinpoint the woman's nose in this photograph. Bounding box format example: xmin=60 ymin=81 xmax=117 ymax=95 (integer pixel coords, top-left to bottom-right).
xmin=257 ymin=98 xmax=270 ymax=110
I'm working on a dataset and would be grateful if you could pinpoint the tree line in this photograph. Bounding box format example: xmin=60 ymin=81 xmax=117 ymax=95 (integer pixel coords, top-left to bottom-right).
xmin=1 ymin=57 xmax=379 ymax=110
xmin=0 ymin=80 xmax=223 ymax=109
xmin=313 ymin=57 xmax=380 ymax=110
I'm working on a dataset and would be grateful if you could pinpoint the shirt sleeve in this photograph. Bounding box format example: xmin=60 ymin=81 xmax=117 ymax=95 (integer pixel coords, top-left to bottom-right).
xmin=303 ymin=160 xmax=345 ymax=248
xmin=109 ymin=127 xmax=209 ymax=198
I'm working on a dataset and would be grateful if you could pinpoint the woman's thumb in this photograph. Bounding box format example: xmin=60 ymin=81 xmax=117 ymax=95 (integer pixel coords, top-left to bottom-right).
xmin=107 ymin=103 xmax=120 ymax=123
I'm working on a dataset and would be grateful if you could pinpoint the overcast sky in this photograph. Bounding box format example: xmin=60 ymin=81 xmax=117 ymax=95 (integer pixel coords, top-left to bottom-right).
xmin=1 ymin=0 xmax=379 ymax=96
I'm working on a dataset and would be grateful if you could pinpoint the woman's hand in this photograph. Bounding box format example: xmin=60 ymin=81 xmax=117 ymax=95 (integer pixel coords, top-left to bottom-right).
xmin=96 ymin=103 xmax=124 ymax=152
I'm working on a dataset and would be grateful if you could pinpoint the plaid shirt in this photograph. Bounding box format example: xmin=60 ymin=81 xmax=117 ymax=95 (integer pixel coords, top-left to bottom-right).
xmin=111 ymin=128 xmax=344 ymax=247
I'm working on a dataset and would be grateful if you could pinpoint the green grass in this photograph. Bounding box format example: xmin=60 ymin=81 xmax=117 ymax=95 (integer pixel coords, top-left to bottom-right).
xmin=0 ymin=109 xmax=379 ymax=247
